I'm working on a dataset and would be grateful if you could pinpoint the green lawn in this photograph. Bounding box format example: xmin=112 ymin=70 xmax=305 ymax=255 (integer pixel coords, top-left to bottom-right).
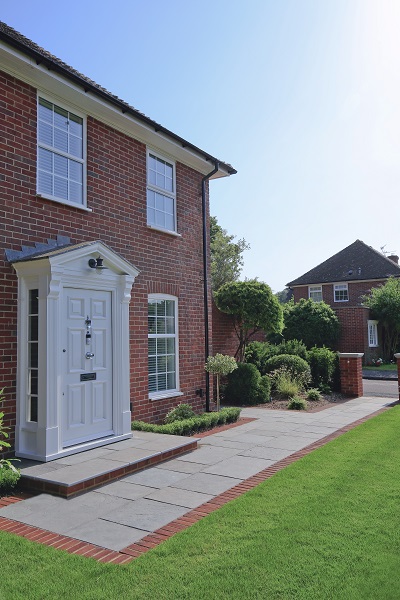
xmin=1 ymin=407 xmax=400 ymax=600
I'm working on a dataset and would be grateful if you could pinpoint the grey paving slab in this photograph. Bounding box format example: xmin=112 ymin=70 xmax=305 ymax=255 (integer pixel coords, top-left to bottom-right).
xmin=124 ymin=467 xmax=191 ymax=488
xmin=55 ymin=447 xmax=116 ymax=465
xmin=144 ymin=486 xmax=213 ymax=509
xmin=103 ymin=438 xmax=149 ymax=450
xmin=94 ymin=481 xmax=156 ymax=500
xmin=177 ymin=445 xmax=240 ymax=465
xmin=172 ymin=472 xmax=242 ymax=495
xmin=19 ymin=462 xmax=68 ymax=476
xmin=158 ymin=458 xmax=206 ymax=474
xmin=211 ymin=433 xmax=277 ymax=446
xmin=35 ymin=458 xmax=130 ymax=484
xmin=103 ymin=498 xmax=189 ymax=532
xmin=65 ymin=518 xmax=147 ymax=551
xmin=100 ymin=448 xmax=161 ymax=463
xmin=258 ymin=436 xmax=316 ymax=451
xmin=203 ymin=456 xmax=274 ymax=479
xmin=238 ymin=446 xmax=297 ymax=461
xmin=198 ymin=438 xmax=255 ymax=451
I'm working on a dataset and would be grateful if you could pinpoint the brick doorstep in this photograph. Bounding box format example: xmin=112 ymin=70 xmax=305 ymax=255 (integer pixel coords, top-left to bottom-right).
xmin=0 ymin=406 xmax=389 ymax=564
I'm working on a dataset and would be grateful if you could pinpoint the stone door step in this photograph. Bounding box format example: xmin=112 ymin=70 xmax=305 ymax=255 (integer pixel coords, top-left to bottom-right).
xmin=18 ymin=432 xmax=197 ymax=498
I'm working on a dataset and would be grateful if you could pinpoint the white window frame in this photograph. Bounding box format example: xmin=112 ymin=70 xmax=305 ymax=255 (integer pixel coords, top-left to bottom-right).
xmin=37 ymin=94 xmax=88 ymax=211
xmin=146 ymin=150 xmax=177 ymax=234
xmin=309 ymin=285 xmax=322 ymax=302
xmin=334 ymin=283 xmax=349 ymax=302
xmin=368 ymin=320 xmax=379 ymax=347
xmin=148 ymin=294 xmax=181 ymax=401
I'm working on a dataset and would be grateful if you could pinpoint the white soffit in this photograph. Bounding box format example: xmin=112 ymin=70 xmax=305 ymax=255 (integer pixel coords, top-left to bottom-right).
xmin=0 ymin=42 xmax=230 ymax=179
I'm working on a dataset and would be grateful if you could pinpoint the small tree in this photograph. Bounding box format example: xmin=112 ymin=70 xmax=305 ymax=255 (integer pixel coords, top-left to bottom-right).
xmin=214 ymin=280 xmax=283 ymax=361
xmin=283 ymin=299 xmax=340 ymax=349
xmin=205 ymin=354 xmax=237 ymax=411
xmin=210 ymin=216 xmax=250 ymax=292
xmin=363 ymin=277 xmax=400 ymax=360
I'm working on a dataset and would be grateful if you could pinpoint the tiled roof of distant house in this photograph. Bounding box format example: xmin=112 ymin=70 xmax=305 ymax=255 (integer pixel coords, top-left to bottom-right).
xmin=287 ymin=240 xmax=400 ymax=286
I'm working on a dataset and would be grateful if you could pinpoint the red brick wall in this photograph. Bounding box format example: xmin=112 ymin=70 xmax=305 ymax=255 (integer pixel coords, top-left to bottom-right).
xmin=338 ymin=355 xmax=364 ymax=397
xmin=292 ymin=281 xmax=385 ymax=307
xmin=0 ymin=70 xmax=212 ymax=441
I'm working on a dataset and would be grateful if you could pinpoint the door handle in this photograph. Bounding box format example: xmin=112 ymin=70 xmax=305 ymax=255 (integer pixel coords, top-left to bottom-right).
xmin=85 ymin=352 xmax=95 ymax=359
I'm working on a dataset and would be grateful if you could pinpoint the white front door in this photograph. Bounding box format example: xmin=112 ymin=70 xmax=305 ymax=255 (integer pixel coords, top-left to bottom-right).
xmin=62 ymin=288 xmax=113 ymax=447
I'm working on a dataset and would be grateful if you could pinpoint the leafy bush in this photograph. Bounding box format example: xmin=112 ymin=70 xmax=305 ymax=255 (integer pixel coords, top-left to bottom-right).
xmin=288 ymin=396 xmax=308 ymax=411
xmin=245 ymin=340 xmax=308 ymax=375
xmin=283 ymin=299 xmax=340 ymax=349
xmin=132 ymin=407 xmax=241 ymax=436
xmin=225 ymin=363 xmax=264 ymax=405
xmin=271 ymin=368 xmax=301 ymax=399
xmin=164 ymin=403 xmax=196 ymax=424
xmin=307 ymin=346 xmax=337 ymax=390
xmin=0 ymin=388 xmax=21 ymax=493
xmin=257 ymin=375 xmax=272 ymax=403
xmin=263 ymin=354 xmax=311 ymax=389
xmin=307 ymin=388 xmax=321 ymax=401
xmin=0 ymin=467 xmax=20 ymax=494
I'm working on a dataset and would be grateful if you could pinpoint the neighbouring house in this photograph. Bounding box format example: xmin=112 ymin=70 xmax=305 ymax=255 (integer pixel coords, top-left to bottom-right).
xmin=287 ymin=240 xmax=400 ymax=362
xmin=0 ymin=22 xmax=236 ymax=462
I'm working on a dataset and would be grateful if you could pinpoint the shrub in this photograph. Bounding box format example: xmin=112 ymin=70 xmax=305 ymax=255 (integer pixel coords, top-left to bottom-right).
xmin=164 ymin=403 xmax=196 ymax=424
xmin=288 ymin=396 xmax=308 ymax=410
xmin=0 ymin=467 xmax=20 ymax=494
xmin=283 ymin=298 xmax=340 ymax=349
xmin=307 ymin=388 xmax=321 ymax=401
xmin=307 ymin=346 xmax=337 ymax=389
xmin=264 ymin=354 xmax=311 ymax=389
xmin=272 ymin=368 xmax=301 ymax=399
xmin=245 ymin=340 xmax=308 ymax=375
xmin=257 ymin=375 xmax=272 ymax=403
xmin=131 ymin=407 xmax=241 ymax=436
xmin=225 ymin=363 xmax=262 ymax=405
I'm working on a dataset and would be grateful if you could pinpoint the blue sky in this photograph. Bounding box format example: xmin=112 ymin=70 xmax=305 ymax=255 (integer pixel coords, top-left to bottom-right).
xmin=3 ymin=1 xmax=400 ymax=291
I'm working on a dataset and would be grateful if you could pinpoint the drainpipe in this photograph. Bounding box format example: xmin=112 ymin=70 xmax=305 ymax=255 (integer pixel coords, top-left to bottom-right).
xmin=201 ymin=162 xmax=219 ymax=412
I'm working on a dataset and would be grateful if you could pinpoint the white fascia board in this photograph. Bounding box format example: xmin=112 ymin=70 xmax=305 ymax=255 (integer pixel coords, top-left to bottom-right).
xmin=0 ymin=42 xmax=230 ymax=179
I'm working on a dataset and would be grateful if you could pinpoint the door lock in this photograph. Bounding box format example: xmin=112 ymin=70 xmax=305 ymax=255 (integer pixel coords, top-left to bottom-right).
xmin=85 ymin=351 xmax=95 ymax=359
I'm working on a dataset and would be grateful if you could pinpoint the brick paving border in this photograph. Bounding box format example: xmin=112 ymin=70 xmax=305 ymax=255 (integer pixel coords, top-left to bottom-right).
xmin=0 ymin=406 xmax=390 ymax=564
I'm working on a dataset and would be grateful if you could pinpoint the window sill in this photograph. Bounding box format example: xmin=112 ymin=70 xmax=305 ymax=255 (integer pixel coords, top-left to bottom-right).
xmin=147 ymin=224 xmax=181 ymax=238
xmin=36 ymin=194 xmax=92 ymax=212
xmin=334 ymin=299 xmax=349 ymax=303
xmin=149 ymin=391 xmax=183 ymax=401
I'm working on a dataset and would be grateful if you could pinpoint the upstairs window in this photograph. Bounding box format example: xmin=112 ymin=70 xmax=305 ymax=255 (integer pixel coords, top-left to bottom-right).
xmin=334 ymin=283 xmax=349 ymax=302
xmin=309 ymin=285 xmax=322 ymax=302
xmin=37 ymin=97 xmax=85 ymax=207
xmin=368 ymin=320 xmax=378 ymax=347
xmin=147 ymin=152 xmax=176 ymax=233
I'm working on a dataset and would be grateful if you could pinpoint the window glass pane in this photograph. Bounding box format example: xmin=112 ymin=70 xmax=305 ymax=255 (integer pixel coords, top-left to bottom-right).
xmin=54 ymin=154 xmax=68 ymax=177
xmin=157 ymin=356 xmax=167 ymax=371
xmin=167 ymin=338 xmax=175 ymax=354
xmin=165 ymin=197 xmax=174 ymax=214
xmin=29 ymin=289 xmax=39 ymax=315
xmin=167 ymin=372 xmax=176 ymax=389
xmin=156 ymin=317 xmax=166 ymax=334
xmin=38 ymin=121 xmax=53 ymax=146
xmin=157 ymin=338 xmax=166 ymax=355
xmin=38 ymin=147 xmax=53 ymax=172
xmin=167 ymin=355 xmax=175 ymax=371
xmin=148 ymin=339 xmax=156 ymax=355
xmin=30 ymin=397 xmax=38 ymax=423
xmin=157 ymin=374 xmax=167 ymax=390
xmin=165 ymin=300 xmax=174 ymax=316
xmin=165 ymin=214 xmax=174 ymax=231
xmin=54 ymin=105 xmax=69 ymax=129
xmin=148 ymin=356 xmax=156 ymax=374
xmin=69 ymin=134 xmax=82 ymax=159
xmin=166 ymin=317 xmax=175 ymax=334
xmin=38 ymin=171 xmax=53 ymax=196
xmin=29 ymin=343 xmax=38 ymax=369
xmin=155 ymin=211 xmax=165 ymax=227
xmin=148 ymin=302 xmax=156 ymax=316
xmin=30 ymin=370 xmax=38 ymax=395
xmin=54 ymin=177 xmax=68 ymax=200
xmin=149 ymin=375 xmax=157 ymax=393
xmin=69 ymin=113 xmax=83 ymax=136
xmin=39 ymin=98 xmax=53 ymax=121
xmin=148 ymin=317 xmax=156 ymax=334
xmin=29 ymin=316 xmax=38 ymax=341
xmin=69 ymin=181 xmax=83 ymax=204
xmin=54 ymin=128 xmax=68 ymax=153
xmin=156 ymin=172 xmax=166 ymax=189
xmin=155 ymin=193 xmax=165 ymax=211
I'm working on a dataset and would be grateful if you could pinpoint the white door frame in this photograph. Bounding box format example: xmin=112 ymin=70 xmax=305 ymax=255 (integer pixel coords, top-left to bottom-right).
xmin=13 ymin=241 xmax=139 ymax=462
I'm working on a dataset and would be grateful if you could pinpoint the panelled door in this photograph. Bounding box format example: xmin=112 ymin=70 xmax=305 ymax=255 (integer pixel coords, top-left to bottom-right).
xmin=62 ymin=288 xmax=113 ymax=447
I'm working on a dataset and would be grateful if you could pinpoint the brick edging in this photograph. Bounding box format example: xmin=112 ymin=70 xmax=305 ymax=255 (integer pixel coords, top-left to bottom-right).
xmin=0 ymin=406 xmax=389 ymax=564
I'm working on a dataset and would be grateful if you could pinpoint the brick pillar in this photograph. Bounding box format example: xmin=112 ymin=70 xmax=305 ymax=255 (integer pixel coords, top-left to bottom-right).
xmin=394 ymin=354 xmax=400 ymax=400
xmin=338 ymin=353 xmax=364 ymax=397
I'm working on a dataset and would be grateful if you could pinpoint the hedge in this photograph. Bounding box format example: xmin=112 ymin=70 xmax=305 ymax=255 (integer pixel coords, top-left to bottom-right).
xmin=131 ymin=407 xmax=241 ymax=436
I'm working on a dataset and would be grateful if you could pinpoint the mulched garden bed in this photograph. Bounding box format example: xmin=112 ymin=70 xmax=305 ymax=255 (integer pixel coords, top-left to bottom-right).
xmin=251 ymin=392 xmax=351 ymax=412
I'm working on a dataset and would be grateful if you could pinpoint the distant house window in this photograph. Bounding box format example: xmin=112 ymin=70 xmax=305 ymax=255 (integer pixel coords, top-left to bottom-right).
xmin=147 ymin=152 xmax=176 ymax=233
xmin=37 ymin=97 xmax=85 ymax=207
xmin=334 ymin=283 xmax=349 ymax=302
xmin=309 ymin=285 xmax=322 ymax=302
xmin=368 ymin=320 xmax=378 ymax=347
xmin=148 ymin=295 xmax=179 ymax=398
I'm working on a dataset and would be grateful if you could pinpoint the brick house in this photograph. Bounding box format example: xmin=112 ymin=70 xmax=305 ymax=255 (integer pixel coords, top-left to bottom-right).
xmin=0 ymin=23 xmax=236 ymax=461
xmin=287 ymin=240 xmax=400 ymax=362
